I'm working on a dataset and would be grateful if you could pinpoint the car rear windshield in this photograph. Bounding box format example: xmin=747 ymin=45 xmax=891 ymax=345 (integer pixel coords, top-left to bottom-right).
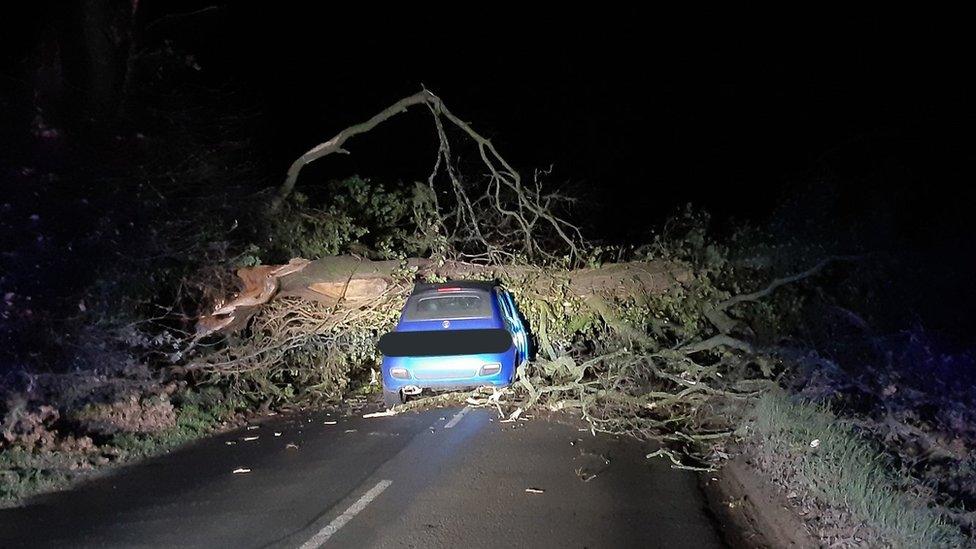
xmin=404 ymin=293 xmax=491 ymax=320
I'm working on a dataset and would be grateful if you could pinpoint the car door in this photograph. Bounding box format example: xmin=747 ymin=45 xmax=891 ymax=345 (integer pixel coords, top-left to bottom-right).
xmin=497 ymin=288 xmax=529 ymax=366
xmin=493 ymin=288 xmax=514 ymax=361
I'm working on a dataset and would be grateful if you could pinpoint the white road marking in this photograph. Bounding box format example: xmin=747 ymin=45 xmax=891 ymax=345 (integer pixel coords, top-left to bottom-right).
xmin=444 ymin=406 xmax=472 ymax=429
xmin=299 ymin=479 xmax=392 ymax=548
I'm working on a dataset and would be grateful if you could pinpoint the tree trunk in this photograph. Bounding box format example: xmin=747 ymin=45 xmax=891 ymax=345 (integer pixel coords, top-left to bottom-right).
xmin=195 ymin=256 xmax=691 ymax=338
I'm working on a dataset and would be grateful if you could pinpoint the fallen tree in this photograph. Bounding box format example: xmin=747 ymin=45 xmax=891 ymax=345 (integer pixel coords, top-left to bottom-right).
xmin=182 ymin=90 xmax=848 ymax=466
xmin=189 ymin=255 xmax=693 ymax=399
xmin=6 ymin=83 xmax=970 ymax=547
xmin=0 ymin=90 xmax=846 ymax=506
xmin=188 ymin=250 xmax=842 ymax=464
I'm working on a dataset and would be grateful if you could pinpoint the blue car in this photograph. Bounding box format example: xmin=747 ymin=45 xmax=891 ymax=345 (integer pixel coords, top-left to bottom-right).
xmin=378 ymin=281 xmax=529 ymax=408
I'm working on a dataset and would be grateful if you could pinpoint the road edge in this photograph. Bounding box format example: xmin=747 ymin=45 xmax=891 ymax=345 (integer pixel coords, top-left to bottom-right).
xmin=700 ymin=456 xmax=818 ymax=549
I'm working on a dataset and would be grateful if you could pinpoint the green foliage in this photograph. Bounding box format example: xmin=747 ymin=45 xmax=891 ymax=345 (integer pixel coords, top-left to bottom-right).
xmin=0 ymin=446 xmax=77 ymax=503
xmin=254 ymin=177 xmax=442 ymax=264
xmin=0 ymin=387 xmax=240 ymax=506
xmin=109 ymin=389 xmax=238 ymax=459
xmin=643 ymin=206 xmax=728 ymax=274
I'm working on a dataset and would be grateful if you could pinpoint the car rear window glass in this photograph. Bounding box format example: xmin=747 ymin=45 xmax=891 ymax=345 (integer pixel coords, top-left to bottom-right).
xmin=405 ymin=294 xmax=491 ymax=320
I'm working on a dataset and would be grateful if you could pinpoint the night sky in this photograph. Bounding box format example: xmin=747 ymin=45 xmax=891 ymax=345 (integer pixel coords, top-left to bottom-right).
xmin=185 ymin=7 xmax=974 ymax=240
xmin=3 ymin=5 xmax=973 ymax=242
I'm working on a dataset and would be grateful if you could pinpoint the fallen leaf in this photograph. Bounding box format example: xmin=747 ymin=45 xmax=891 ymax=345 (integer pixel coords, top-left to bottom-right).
xmin=363 ymin=409 xmax=397 ymax=418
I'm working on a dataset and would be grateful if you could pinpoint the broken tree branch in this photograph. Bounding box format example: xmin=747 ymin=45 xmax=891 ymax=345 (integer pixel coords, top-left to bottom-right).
xmin=705 ymin=256 xmax=857 ymax=334
xmin=269 ymin=89 xmax=585 ymax=264
xmin=714 ymin=256 xmax=851 ymax=312
xmin=270 ymin=90 xmax=434 ymax=213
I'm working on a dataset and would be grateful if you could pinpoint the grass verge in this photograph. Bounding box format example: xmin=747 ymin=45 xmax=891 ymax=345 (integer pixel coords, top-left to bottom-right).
xmin=749 ymin=391 xmax=967 ymax=547
xmin=0 ymin=388 xmax=239 ymax=505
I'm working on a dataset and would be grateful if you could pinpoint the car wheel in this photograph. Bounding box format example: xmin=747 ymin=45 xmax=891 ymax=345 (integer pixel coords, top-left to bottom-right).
xmin=383 ymin=388 xmax=404 ymax=409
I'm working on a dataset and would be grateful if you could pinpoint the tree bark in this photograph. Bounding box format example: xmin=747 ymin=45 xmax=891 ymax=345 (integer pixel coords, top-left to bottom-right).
xmin=195 ymin=255 xmax=691 ymax=338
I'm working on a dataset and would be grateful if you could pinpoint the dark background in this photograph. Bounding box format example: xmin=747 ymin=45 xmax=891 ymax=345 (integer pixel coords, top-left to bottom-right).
xmin=5 ymin=5 xmax=973 ymax=237
xmin=2 ymin=4 xmax=974 ymax=343
xmin=204 ymin=7 xmax=976 ymax=241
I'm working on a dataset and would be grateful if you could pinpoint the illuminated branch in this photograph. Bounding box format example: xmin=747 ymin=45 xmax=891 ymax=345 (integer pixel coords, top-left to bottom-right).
xmin=270 ymin=89 xmax=585 ymax=265
xmin=705 ymin=256 xmax=857 ymax=334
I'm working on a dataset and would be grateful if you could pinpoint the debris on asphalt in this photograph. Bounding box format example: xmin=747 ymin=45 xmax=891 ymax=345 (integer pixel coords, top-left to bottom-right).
xmin=232 ymin=468 xmax=251 ymax=474
xmin=646 ymin=448 xmax=715 ymax=472
xmin=225 ymin=441 xmax=236 ymax=445
xmin=575 ymin=467 xmax=598 ymax=482
xmin=274 ymin=432 xmax=282 ymax=437
xmin=344 ymin=429 xmax=357 ymax=433
xmin=363 ymin=409 xmax=398 ymax=418
xmin=243 ymin=436 xmax=259 ymax=441
xmin=524 ymin=488 xmax=545 ymax=494
xmin=285 ymin=443 xmax=299 ymax=450
xmin=579 ymin=450 xmax=611 ymax=465
xmin=323 ymin=421 xmax=337 ymax=425
xmin=246 ymin=425 xmax=260 ymax=430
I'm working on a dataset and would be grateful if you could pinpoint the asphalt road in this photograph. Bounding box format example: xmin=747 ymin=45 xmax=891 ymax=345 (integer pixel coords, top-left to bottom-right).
xmin=0 ymin=405 xmax=725 ymax=548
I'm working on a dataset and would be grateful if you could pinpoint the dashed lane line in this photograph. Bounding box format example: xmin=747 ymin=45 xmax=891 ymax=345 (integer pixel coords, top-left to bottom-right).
xmin=443 ymin=406 xmax=472 ymax=429
xmin=298 ymin=479 xmax=392 ymax=548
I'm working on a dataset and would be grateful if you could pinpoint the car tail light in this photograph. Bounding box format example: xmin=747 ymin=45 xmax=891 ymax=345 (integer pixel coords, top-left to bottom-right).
xmin=480 ymin=362 xmax=501 ymax=375
xmin=436 ymin=287 xmax=462 ymax=292
xmin=390 ymin=367 xmax=409 ymax=379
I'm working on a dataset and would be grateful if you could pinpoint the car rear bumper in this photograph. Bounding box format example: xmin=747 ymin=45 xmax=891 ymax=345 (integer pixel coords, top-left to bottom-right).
xmin=381 ymin=350 xmax=516 ymax=392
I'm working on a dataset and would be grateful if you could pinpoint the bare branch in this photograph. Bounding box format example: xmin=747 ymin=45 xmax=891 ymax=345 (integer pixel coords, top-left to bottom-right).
xmin=270 ymin=89 xmax=585 ymax=264
xmin=704 ymin=255 xmax=858 ymax=334
xmin=269 ymin=90 xmax=435 ymax=213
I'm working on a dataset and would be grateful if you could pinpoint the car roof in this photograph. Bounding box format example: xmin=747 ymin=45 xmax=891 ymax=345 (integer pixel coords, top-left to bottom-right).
xmin=410 ymin=280 xmax=496 ymax=296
